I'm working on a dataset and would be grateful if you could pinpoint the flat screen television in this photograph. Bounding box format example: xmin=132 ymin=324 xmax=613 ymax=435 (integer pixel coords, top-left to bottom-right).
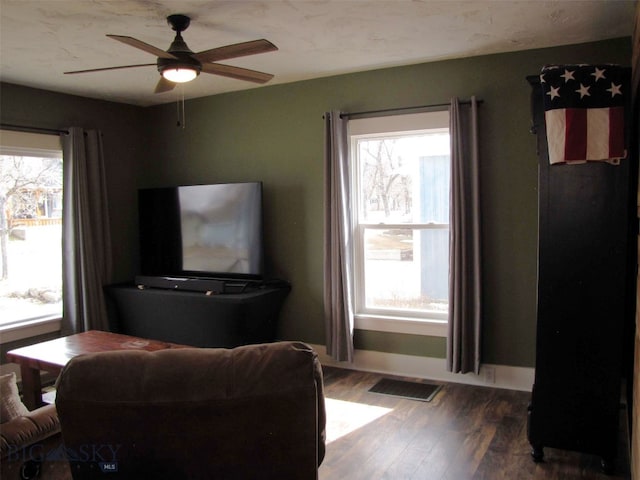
xmin=138 ymin=182 xmax=264 ymax=280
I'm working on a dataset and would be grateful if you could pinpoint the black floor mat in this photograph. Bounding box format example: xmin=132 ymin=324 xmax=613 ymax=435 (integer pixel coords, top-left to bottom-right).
xmin=369 ymin=378 xmax=442 ymax=402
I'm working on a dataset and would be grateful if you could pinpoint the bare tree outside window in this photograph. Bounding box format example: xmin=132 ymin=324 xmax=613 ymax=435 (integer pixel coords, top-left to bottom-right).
xmin=0 ymin=154 xmax=63 ymax=324
xmin=358 ymin=138 xmax=412 ymax=221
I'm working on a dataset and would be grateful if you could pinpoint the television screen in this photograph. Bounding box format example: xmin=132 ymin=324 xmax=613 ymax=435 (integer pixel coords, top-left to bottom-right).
xmin=138 ymin=182 xmax=263 ymax=279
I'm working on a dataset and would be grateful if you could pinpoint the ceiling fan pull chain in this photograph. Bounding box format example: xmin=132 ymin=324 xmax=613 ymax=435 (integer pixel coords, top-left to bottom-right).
xmin=182 ymin=86 xmax=186 ymax=128
xmin=176 ymin=85 xmax=186 ymax=129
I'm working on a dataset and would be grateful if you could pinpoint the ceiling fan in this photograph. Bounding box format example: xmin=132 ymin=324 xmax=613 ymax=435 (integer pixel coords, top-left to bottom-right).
xmin=64 ymin=14 xmax=277 ymax=94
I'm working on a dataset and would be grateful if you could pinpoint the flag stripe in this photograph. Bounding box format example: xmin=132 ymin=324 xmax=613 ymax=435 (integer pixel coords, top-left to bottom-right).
xmin=609 ymin=106 xmax=625 ymax=158
xmin=586 ymin=108 xmax=610 ymax=160
xmin=564 ymin=109 xmax=587 ymax=161
xmin=544 ymin=109 xmax=566 ymax=164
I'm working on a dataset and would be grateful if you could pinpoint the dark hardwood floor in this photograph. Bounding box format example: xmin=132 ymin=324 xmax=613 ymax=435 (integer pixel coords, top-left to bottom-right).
xmin=318 ymin=367 xmax=630 ymax=480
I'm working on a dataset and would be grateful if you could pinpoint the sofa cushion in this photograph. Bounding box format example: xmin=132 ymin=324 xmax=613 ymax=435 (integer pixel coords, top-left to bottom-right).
xmin=1 ymin=373 xmax=29 ymax=423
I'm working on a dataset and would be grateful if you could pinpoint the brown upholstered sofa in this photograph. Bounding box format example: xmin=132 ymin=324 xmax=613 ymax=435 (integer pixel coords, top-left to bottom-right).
xmin=55 ymin=341 xmax=326 ymax=479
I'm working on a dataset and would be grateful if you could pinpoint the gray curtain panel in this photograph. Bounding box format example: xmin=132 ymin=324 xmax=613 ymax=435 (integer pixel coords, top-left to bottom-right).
xmin=323 ymin=111 xmax=355 ymax=362
xmin=447 ymin=97 xmax=482 ymax=374
xmin=61 ymin=128 xmax=113 ymax=334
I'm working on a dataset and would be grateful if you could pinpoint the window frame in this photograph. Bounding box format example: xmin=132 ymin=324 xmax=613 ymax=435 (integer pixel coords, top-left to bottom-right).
xmin=348 ymin=111 xmax=450 ymax=337
xmin=0 ymin=130 xmax=63 ymax=338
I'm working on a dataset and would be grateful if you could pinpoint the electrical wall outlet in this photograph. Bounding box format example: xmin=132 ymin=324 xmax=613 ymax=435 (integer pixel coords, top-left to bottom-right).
xmin=484 ymin=366 xmax=496 ymax=384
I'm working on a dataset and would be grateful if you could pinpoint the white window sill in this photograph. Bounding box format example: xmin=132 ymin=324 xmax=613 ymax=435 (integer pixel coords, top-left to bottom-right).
xmin=355 ymin=314 xmax=447 ymax=337
xmin=0 ymin=315 xmax=62 ymax=343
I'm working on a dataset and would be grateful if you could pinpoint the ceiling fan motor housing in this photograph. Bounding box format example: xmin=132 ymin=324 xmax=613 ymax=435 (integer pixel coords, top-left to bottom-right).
xmin=158 ymin=16 xmax=202 ymax=78
xmin=157 ymin=53 xmax=202 ymax=77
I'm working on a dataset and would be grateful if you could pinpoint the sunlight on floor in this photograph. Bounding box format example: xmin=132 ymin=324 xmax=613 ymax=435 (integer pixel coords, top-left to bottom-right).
xmin=324 ymin=397 xmax=393 ymax=443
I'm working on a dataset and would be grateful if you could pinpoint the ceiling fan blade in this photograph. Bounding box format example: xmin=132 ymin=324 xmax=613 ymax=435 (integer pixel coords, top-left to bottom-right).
xmin=64 ymin=63 xmax=156 ymax=75
xmin=107 ymin=34 xmax=177 ymax=59
xmin=193 ymin=39 xmax=277 ymax=63
xmin=154 ymin=77 xmax=176 ymax=94
xmin=201 ymin=63 xmax=274 ymax=83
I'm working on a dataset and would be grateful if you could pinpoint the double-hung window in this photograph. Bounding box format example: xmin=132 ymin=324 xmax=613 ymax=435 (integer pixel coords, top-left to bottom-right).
xmin=349 ymin=111 xmax=450 ymax=336
xmin=0 ymin=130 xmax=63 ymax=329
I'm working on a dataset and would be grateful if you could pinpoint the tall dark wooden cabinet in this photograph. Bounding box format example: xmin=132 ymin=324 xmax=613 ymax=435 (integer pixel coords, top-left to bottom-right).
xmin=526 ymin=74 xmax=634 ymax=471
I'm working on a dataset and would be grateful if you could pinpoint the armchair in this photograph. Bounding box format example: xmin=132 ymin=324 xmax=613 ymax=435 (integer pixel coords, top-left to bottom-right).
xmin=55 ymin=341 xmax=326 ymax=479
xmin=1 ymin=373 xmax=67 ymax=480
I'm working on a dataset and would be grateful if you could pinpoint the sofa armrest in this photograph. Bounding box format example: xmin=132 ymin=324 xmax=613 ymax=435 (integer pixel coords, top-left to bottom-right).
xmin=0 ymin=404 xmax=61 ymax=459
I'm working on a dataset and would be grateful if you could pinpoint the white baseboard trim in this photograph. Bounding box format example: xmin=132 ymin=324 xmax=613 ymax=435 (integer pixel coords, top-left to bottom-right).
xmin=310 ymin=343 xmax=534 ymax=392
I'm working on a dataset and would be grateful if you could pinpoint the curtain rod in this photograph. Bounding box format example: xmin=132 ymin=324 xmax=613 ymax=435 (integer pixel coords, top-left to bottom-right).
xmin=0 ymin=123 xmax=69 ymax=136
xmin=340 ymin=99 xmax=483 ymax=120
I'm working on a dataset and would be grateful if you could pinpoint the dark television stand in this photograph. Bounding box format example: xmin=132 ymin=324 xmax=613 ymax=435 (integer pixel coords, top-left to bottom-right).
xmin=105 ymin=278 xmax=291 ymax=348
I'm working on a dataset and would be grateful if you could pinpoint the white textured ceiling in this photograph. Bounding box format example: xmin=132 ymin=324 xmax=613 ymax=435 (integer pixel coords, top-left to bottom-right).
xmin=0 ymin=0 xmax=636 ymax=107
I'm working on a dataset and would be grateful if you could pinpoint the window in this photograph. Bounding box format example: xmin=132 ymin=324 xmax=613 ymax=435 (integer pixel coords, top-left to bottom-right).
xmin=0 ymin=130 xmax=63 ymax=327
xmin=349 ymin=111 xmax=450 ymax=335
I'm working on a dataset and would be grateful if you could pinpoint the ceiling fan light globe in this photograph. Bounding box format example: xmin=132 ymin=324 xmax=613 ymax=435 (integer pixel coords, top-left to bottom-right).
xmin=162 ymin=67 xmax=198 ymax=83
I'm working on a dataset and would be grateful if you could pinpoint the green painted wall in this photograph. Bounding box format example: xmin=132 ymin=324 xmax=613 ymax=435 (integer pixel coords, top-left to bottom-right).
xmin=141 ymin=37 xmax=630 ymax=367
xmin=0 ymin=37 xmax=630 ymax=368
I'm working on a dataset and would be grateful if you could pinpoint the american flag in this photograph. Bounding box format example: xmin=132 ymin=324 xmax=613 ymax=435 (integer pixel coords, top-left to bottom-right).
xmin=540 ymin=64 xmax=628 ymax=165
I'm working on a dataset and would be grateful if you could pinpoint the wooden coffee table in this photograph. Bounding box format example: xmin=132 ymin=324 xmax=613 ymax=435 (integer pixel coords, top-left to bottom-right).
xmin=6 ymin=330 xmax=188 ymax=410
